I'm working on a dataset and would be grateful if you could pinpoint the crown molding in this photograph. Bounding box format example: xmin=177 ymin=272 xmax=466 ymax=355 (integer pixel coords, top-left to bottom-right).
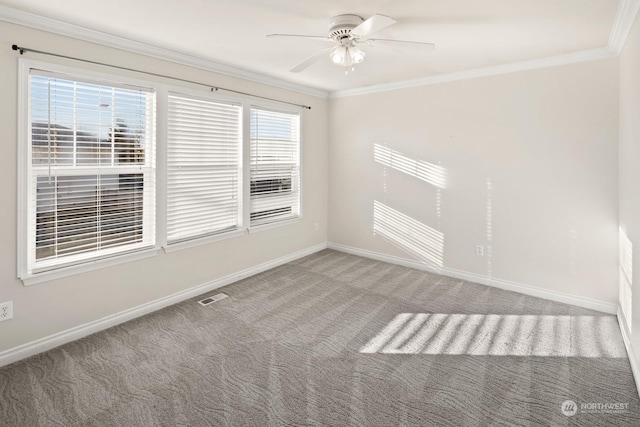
xmin=609 ymin=0 xmax=640 ymax=54
xmin=331 ymin=0 xmax=639 ymax=98
xmin=2 ymin=1 xmax=638 ymax=100
xmin=0 ymin=5 xmax=329 ymax=99
xmin=330 ymin=47 xmax=615 ymax=98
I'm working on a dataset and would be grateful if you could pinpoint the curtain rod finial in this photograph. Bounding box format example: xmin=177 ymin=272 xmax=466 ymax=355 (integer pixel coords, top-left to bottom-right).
xmin=11 ymin=44 xmax=24 ymax=54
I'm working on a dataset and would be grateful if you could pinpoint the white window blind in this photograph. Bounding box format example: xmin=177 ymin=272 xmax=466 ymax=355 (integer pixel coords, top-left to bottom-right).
xmin=167 ymin=94 xmax=242 ymax=243
xmin=27 ymin=71 xmax=156 ymax=274
xmin=250 ymin=107 xmax=300 ymax=226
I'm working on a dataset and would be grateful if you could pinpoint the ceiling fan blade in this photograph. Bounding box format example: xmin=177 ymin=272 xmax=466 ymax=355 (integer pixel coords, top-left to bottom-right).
xmin=267 ymin=34 xmax=332 ymax=42
xmin=290 ymin=47 xmax=333 ymax=73
xmin=351 ymin=14 xmax=396 ymax=39
xmin=365 ymin=38 xmax=436 ymax=51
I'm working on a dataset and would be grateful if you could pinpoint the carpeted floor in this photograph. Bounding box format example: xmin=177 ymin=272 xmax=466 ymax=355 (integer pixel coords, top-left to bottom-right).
xmin=1 ymin=249 xmax=638 ymax=426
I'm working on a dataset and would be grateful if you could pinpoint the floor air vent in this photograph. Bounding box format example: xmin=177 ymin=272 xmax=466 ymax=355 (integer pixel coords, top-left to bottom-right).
xmin=198 ymin=293 xmax=228 ymax=306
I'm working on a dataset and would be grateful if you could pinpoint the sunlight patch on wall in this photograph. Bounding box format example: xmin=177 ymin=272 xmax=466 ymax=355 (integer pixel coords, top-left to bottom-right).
xmin=436 ymin=188 xmax=442 ymax=223
xmin=620 ymin=227 xmax=633 ymax=332
xmin=374 ymin=144 xmax=446 ymax=188
xmin=373 ymin=201 xmax=444 ymax=267
xmin=360 ymin=313 xmax=626 ymax=358
xmin=485 ymin=178 xmax=493 ymax=277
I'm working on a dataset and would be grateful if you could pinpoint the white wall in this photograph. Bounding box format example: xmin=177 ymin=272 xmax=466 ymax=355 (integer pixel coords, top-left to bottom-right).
xmin=619 ymin=8 xmax=640 ymax=380
xmin=0 ymin=21 xmax=328 ymax=353
xmin=329 ymin=59 xmax=620 ymax=306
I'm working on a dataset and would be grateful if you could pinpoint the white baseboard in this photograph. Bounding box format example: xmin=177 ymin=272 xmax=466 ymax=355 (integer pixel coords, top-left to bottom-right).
xmin=0 ymin=242 xmax=328 ymax=368
xmin=617 ymin=307 xmax=640 ymax=398
xmin=1 ymin=241 xmax=621 ymax=369
xmin=328 ymin=242 xmax=618 ymax=315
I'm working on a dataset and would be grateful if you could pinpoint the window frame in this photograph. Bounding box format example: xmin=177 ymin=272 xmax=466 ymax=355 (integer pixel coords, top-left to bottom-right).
xmin=165 ymin=89 xmax=244 ymax=247
xmin=247 ymin=103 xmax=303 ymax=230
xmin=17 ymin=59 xmax=304 ymax=286
xmin=18 ymin=59 xmax=160 ymax=285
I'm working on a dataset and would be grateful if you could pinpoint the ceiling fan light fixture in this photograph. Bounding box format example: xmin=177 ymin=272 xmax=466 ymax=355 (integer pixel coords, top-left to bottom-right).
xmin=330 ymin=46 xmax=346 ymax=64
xmin=275 ymin=13 xmax=435 ymax=74
xmin=349 ymin=46 xmax=366 ymax=63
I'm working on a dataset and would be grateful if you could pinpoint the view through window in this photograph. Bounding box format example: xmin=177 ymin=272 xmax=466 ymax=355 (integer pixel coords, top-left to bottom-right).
xmin=28 ymin=72 xmax=155 ymax=272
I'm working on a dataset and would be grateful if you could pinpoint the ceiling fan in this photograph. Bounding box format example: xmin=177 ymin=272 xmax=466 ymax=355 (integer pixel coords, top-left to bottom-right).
xmin=267 ymin=14 xmax=436 ymax=74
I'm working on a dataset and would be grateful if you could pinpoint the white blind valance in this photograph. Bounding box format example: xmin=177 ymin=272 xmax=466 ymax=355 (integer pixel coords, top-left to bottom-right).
xmin=167 ymin=94 xmax=242 ymax=243
xmin=28 ymin=71 xmax=156 ymax=273
xmin=250 ymin=107 xmax=301 ymax=225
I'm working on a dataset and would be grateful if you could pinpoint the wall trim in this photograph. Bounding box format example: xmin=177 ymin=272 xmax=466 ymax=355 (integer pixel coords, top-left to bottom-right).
xmin=328 ymin=242 xmax=618 ymax=315
xmin=329 ymin=0 xmax=640 ymax=98
xmin=329 ymin=47 xmax=615 ymax=98
xmin=609 ymin=0 xmax=640 ymax=54
xmin=617 ymin=307 xmax=640 ymax=398
xmin=0 ymin=242 xmax=328 ymax=368
xmin=0 ymin=6 xmax=328 ymax=99
xmin=2 ymin=2 xmax=638 ymax=100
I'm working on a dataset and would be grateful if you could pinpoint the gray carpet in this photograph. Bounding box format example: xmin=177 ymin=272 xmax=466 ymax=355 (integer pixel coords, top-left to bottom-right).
xmin=1 ymin=249 xmax=638 ymax=426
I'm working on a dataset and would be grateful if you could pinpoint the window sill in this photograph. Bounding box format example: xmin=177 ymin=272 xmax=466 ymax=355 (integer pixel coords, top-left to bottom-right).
xmin=248 ymin=216 xmax=301 ymax=234
xmin=21 ymin=247 xmax=160 ymax=286
xmin=163 ymin=228 xmax=247 ymax=253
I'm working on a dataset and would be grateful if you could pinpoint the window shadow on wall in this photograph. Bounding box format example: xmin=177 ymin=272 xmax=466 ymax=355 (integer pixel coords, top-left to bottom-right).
xmin=373 ymin=200 xmax=444 ymax=267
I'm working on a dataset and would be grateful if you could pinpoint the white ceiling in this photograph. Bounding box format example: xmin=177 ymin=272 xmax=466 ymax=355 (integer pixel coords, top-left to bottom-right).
xmin=0 ymin=0 xmax=625 ymax=93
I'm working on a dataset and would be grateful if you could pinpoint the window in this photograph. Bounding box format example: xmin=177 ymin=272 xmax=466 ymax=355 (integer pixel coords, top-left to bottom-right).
xmin=167 ymin=93 xmax=242 ymax=244
xmin=249 ymin=107 xmax=301 ymax=226
xmin=22 ymin=69 xmax=155 ymax=277
xmin=19 ymin=60 xmax=304 ymax=283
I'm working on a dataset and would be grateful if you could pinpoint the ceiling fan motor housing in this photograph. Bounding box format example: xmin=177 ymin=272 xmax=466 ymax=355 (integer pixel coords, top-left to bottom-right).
xmin=329 ymin=14 xmax=364 ymax=40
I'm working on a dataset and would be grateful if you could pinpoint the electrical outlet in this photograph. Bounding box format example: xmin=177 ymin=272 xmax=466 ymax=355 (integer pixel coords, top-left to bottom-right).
xmin=476 ymin=245 xmax=484 ymax=256
xmin=314 ymin=223 xmax=319 ymax=232
xmin=0 ymin=301 xmax=13 ymax=321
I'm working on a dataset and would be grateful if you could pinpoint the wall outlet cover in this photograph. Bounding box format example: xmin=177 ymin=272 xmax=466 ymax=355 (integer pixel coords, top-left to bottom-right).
xmin=0 ymin=301 xmax=13 ymax=321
